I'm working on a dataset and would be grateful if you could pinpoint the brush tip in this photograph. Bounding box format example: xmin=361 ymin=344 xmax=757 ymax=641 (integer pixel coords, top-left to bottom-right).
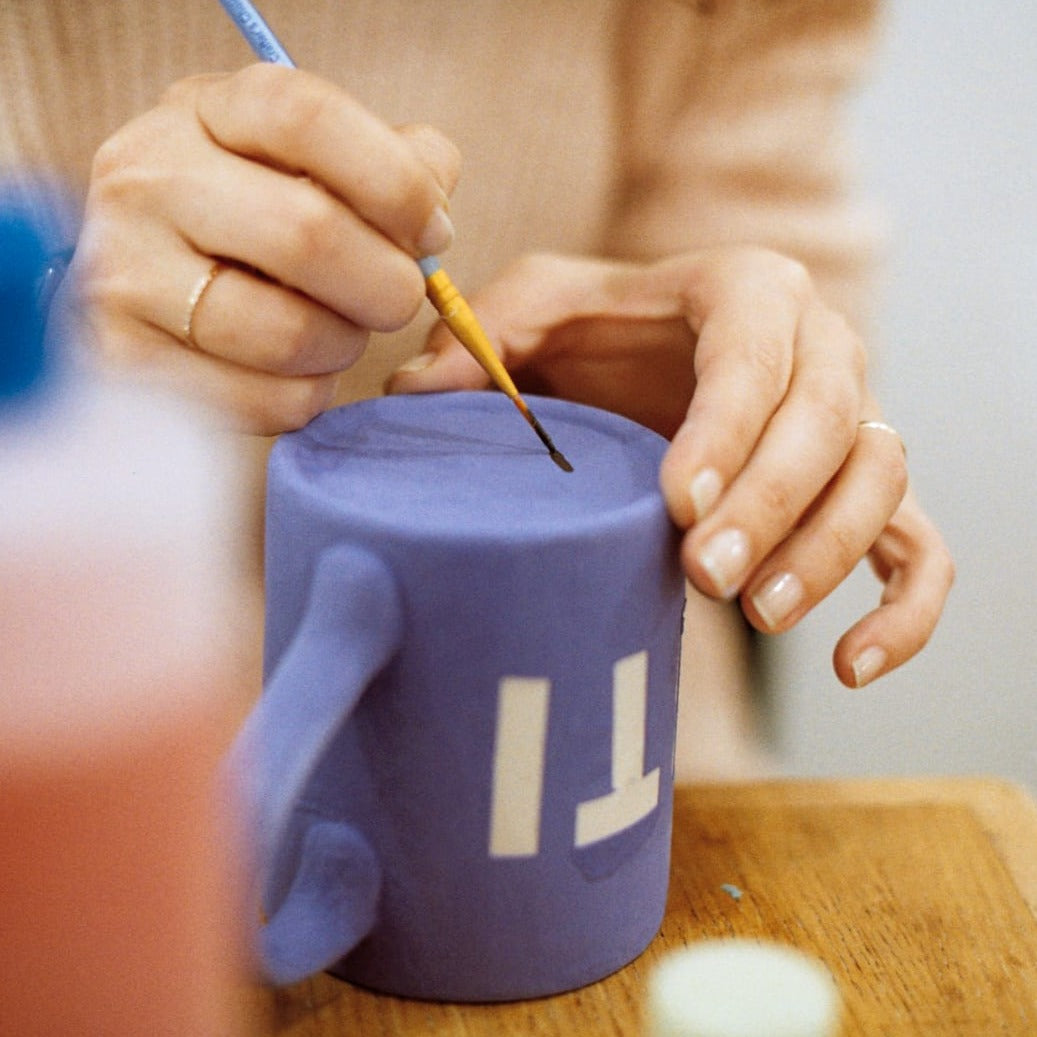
xmin=510 ymin=395 xmax=573 ymax=471
xmin=550 ymin=449 xmax=574 ymax=473
xmin=523 ymin=406 xmax=574 ymax=473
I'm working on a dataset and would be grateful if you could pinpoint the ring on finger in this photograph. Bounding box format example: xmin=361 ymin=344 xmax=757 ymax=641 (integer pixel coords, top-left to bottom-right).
xmin=182 ymin=261 xmax=225 ymax=349
xmin=857 ymin=419 xmax=906 ymax=458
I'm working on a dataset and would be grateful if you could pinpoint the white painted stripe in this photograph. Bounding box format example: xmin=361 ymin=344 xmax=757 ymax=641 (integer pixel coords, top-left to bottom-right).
xmin=488 ymin=677 xmax=551 ymax=858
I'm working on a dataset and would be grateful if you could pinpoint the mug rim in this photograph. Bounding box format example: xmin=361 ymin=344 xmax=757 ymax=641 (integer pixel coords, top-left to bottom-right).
xmin=269 ymin=391 xmax=674 ymax=543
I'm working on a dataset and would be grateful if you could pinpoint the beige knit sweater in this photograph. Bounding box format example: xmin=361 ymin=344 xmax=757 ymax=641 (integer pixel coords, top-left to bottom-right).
xmin=1 ymin=0 xmax=881 ymax=364
xmin=0 ymin=0 xmax=883 ymax=776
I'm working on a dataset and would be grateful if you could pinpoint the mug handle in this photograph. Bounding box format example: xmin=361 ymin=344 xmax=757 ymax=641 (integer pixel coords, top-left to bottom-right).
xmin=230 ymin=544 xmax=403 ymax=985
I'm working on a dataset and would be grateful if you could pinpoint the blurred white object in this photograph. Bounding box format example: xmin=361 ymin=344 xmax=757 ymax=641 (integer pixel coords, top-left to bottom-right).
xmin=648 ymin=939 xmax=841 ymax=1037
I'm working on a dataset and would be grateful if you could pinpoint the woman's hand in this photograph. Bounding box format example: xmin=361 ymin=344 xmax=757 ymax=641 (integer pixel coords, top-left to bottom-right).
xmin=388 ymin=247 xmax=954 ymax=687
xmin=68 ymin=63 xmax=460 ymax=434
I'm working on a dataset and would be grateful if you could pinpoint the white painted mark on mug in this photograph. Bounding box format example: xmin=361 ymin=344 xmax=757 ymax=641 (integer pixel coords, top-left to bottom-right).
xmin=488 ymin=676 xmax=551 ymax=857
xmin=574 ymin=651 xmax=660 ymax=848
xmin=489 ymin=651 xmax=659 ymax=859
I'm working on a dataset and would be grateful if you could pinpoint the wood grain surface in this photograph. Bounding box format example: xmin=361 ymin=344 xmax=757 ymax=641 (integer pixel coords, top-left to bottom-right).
xmin=243 ymin=777 xmax=1037 ymax=1035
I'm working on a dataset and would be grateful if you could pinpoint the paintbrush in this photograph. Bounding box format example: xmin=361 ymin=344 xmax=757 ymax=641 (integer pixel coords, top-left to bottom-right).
xmin=215 ymin=0 xmax=573 ymax=472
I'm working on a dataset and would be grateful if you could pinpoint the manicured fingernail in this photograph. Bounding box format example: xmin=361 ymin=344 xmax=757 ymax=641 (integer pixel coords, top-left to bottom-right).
xmin=751 ymin=571 xmax=804 ymax=631
xmin=697 ymin=528 xmax=750 ymax=599
xmin=417 ymin=206 xmax=455 ymax=256
xmin=394 ymin=351 xmax=436 ymax=375
xmin=851 ymin=646 xmax=888 ymax=688
xmin=689 ymin=467 xmax=723 ymax=522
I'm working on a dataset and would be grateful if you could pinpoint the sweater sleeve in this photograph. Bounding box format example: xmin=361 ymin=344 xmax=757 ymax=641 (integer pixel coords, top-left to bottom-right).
xmin=604 ymin=0 xmax=886 ymax=329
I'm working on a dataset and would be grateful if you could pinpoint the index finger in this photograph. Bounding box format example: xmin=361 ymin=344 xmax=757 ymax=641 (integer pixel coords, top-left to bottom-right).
xmin=188 ymin=64 xmax=453 ymax=257
xmin=658 ymin=250 xmax=807 ymax=527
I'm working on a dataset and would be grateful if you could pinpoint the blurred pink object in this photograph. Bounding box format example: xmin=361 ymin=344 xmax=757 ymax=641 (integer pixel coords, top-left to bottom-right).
xmin=0 ymin=346 xmax=252 ymax=1034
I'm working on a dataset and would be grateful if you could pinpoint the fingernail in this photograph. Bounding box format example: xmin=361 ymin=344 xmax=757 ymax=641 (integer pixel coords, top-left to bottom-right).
xmin=697 ymin=529 xmax=750 ymax=599
xmin=417 ymin=206 xmax=455 ymax=256
xmin=751 ymin=571 xmax=804 ymax=631
xmin=689 ymin=467 xmax=723 ymax=522
xmin=394 ymin=351 xmax=436 ymax=374
xmin=851 ymin=646 xmax=888 ymax=688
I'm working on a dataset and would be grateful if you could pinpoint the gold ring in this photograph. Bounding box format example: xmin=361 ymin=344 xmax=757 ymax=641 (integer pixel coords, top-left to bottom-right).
xmin=182 ymin=261 xmax=223 ymax=348
xmin=857 ymin=420 xmax=906 ymax=457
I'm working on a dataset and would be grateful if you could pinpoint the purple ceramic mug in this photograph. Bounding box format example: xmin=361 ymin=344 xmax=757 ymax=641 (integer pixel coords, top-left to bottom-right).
xmin=233 ymin=391 xmax=685 ymax=1001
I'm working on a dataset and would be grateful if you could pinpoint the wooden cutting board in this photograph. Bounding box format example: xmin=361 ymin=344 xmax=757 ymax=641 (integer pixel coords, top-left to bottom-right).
xmin=248 ymin=777 xmax=1037 ymax=1035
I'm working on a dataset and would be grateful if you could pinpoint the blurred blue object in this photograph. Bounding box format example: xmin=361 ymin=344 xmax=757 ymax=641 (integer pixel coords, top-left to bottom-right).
xmin=0 ymin=194 xmax=50 ymax=403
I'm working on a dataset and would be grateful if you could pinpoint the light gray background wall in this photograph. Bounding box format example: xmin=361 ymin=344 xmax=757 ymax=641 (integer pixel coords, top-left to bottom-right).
xmin=770 ymin=1 xmax=1037 ymax=791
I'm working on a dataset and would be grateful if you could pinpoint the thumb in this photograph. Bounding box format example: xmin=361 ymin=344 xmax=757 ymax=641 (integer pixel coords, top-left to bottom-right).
xmin=385 ymin=256 xmax=544 ymax=396
xmin=387 ymin=252 xmax=660 ymax=395
xmin=385 ymin=312 xmax=493 ymax=395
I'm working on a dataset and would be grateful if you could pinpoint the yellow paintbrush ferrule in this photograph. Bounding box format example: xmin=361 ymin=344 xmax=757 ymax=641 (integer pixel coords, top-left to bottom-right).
xmin=422 ymin=267 xmax=520 ymax=400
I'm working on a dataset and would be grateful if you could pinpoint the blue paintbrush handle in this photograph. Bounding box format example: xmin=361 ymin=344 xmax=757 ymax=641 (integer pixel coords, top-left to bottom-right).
xmin=217 ymin=0 xmax=296 ymax=67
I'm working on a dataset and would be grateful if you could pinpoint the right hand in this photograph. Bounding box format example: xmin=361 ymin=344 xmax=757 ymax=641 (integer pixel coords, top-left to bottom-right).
xmin=390 ymin=249 xmax=953 ymax=688
xmin=68 ymin=63 xmax=460 ymax=434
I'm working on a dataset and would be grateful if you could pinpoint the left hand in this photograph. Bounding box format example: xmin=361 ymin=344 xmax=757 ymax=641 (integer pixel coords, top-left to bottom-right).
xmin=66 ymin=65 xmax=461 ymax=435
xmin=388 ymin=247 xmax=954 ymax=687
